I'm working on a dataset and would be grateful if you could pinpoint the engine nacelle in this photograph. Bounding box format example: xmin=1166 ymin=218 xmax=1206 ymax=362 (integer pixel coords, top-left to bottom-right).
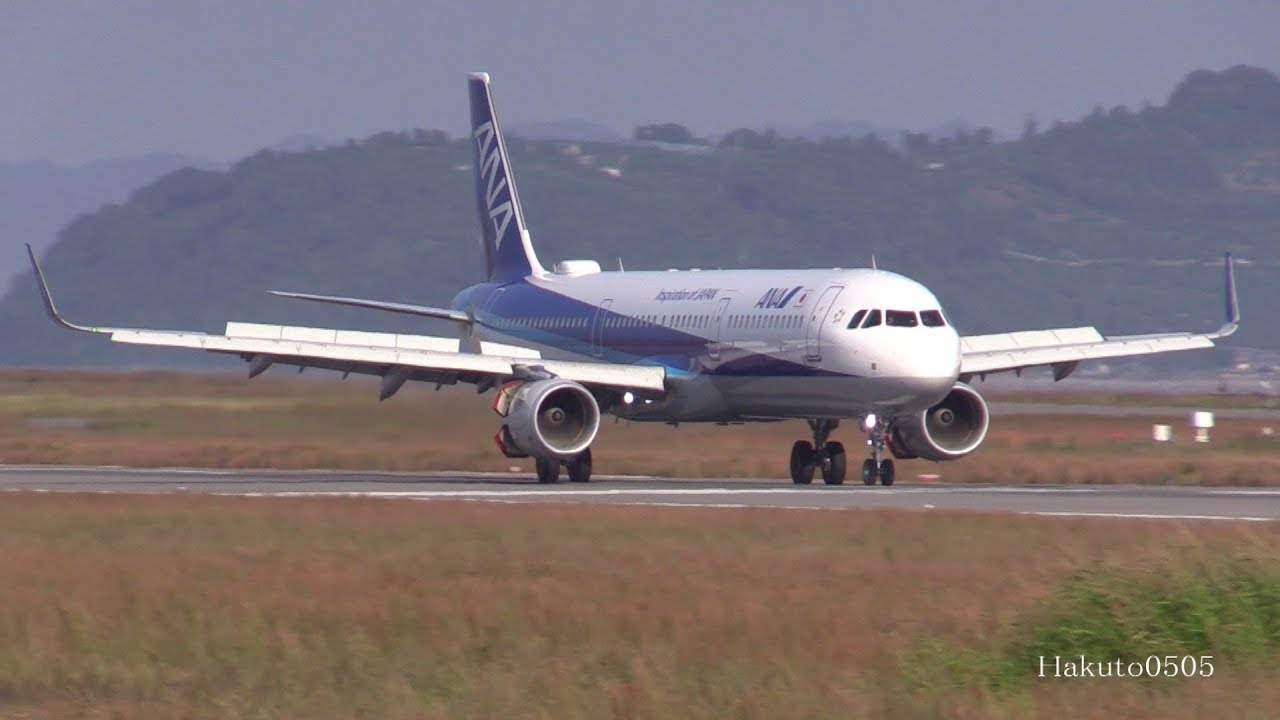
xmin=492 ymin=379 xmax=600 ymax=459
xmin=889 ymin=382 xmax=990 ymax=462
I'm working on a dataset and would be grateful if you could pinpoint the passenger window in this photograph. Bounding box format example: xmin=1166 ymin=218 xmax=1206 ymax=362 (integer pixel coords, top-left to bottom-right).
xmin=920 ymin=310 xmax=946 ymax=327
xmin=861 ymin=309 xmax=882 ymax=328
xmin=847 ymin=309 xmax=868 ymax=329
xmin=886 ymin=310 xmax=918 ymax=327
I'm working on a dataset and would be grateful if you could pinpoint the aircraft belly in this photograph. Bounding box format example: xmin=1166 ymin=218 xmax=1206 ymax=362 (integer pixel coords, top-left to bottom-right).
xmin=710 ymin=374 xmax=946 ymax=420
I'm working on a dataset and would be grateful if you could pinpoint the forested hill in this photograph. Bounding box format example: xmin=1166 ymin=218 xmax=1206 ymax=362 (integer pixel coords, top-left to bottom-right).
xmin=3 ymin=65 xmax=1279 ymax=367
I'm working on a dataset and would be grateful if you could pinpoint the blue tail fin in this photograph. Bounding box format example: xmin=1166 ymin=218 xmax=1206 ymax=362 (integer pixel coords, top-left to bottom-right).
xmin=469 ymin=72 xmax=544 ymax=281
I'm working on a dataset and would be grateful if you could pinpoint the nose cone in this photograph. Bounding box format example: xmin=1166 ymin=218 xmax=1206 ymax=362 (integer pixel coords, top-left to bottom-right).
xmin=918 ymin=328 xmax=962 ymax=379
xmin=890 ymin=328 xmax=961 ymax=406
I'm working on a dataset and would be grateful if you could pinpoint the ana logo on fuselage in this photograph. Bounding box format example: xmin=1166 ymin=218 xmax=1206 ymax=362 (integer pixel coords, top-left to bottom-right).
xmin=755 ymin=286 xmax=804 ymax=309
xmin=473 ymin=121 xmax=514 ymax=247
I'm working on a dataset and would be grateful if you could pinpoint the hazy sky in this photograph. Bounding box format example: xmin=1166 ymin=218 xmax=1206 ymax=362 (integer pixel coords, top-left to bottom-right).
xmin=3 ymin=1 xmax=1278 ymax=164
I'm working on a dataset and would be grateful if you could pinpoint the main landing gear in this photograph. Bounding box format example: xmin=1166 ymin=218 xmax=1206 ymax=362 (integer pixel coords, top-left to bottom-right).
xmin=790 ymin=419 xmax=847 ymax=485
xmin=535 ymin=448 xmax=593 ymax=484
xmin=789 ymin=417 xmax=895 ymax=487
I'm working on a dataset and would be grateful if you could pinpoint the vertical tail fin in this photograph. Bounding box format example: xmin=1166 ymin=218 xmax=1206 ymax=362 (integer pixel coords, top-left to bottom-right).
xmin=468 ymin=72 xmax=544 ymax=281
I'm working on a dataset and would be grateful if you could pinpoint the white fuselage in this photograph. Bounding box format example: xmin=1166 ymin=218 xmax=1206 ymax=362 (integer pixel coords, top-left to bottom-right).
xmin=459 ymin=265 xmax=961 ymax=422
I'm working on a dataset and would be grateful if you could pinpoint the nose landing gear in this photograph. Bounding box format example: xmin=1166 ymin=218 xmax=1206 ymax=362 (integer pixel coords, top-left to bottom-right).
xmin=789 ymin=419 xmax=847 ymax=485
xmin=861 ymin=419 xmax=895 ymax=486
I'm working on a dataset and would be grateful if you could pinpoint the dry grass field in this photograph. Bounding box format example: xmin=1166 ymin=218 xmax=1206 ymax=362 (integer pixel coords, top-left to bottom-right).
xmin=0 ymin=493 xmax=1277 ymax=719
xmin=3 ymin=371 xmax=1279 ymax=718
xmin=2 ymin=369 xmax=1279 ymax=484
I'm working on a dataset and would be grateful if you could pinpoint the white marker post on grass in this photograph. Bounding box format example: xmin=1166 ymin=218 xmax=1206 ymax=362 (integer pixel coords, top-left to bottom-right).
xmin=1191 ymin=412 xmax=1215 ymax=443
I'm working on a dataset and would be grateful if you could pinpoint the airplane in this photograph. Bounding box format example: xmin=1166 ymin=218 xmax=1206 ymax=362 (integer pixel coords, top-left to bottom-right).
xmin=26 ymin=72 xmax=1241 ymax=486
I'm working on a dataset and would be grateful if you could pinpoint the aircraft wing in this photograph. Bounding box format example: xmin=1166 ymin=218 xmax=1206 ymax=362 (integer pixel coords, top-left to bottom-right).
xmin=25 ymin=245 xmax=665 ymax=398
xmin=959 ymin=253 xmax=1239 ymax=381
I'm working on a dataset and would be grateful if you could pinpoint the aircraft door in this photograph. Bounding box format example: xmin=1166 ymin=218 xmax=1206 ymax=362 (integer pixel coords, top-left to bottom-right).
xmin=805 ymin=285 xmax=844 ymax=362
xmin=709 ymin=297 xmax=731 ymax=360
xmin=591 ymin=299 xmax=614 ymax=357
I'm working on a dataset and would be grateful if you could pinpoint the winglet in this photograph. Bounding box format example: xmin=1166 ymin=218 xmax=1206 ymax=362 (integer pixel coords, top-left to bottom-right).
xmin=25 ymin=244 xmax=99 ymax=333
xmin=1214 ymin=252 xmax=1240 ymax=339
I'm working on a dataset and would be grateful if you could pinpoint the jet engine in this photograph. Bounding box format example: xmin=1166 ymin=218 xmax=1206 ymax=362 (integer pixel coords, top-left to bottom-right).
xmin=492 ymin=379 xmax=600 ymax=459
xmin=889 ymin=382 xmax=990 ymax=461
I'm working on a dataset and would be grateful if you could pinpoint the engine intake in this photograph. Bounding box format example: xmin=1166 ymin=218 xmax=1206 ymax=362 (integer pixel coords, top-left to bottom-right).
xmin=889 ymin=382 xmax=989 ymax=461
xmin=492 ymin=379 xmax=600 ymax=459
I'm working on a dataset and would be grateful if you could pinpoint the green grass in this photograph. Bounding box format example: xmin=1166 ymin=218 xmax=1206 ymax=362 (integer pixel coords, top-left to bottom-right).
xmin=906 ymin=556 xmax=1280 ymax=697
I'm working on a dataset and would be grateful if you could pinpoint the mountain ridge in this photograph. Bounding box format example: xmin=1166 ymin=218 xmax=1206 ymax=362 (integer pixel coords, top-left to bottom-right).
xmin=3 ymin=66 xmax=1278 ymax=368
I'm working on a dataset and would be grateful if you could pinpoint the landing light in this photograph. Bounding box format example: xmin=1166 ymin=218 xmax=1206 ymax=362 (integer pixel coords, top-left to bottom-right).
xmin=623 ymin=392 xmax=635 ymax=405
xmin=863 ymin=413 xmax=877 ymax=431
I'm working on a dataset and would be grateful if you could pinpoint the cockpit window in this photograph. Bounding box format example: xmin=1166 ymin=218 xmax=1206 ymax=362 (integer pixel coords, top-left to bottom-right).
xmin=920 ymin=310 xmax=946 ymax=327
xmin=847 ymin=309 xmax=868 ymax=329
xmin=861 ymin=309 xmax=882 ymax=328
xmin=885 ymin=310 xmax=918 ymax=327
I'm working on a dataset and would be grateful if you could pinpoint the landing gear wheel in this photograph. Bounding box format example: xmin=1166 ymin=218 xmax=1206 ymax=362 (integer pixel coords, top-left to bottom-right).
xmin=790 ymin=441 xmax=816 ymax=485
xmin=822 ymin=441 xmax=846 ymax=485
xmin=535 ymin=456 xmax=561 ymax=484
xmin=862 ymin=458 xmax=878 ymax=486
xmin=567 ymin=448 xmax=592 ymax=483
xmin=878 ymin=459 xmax=895 ymax=486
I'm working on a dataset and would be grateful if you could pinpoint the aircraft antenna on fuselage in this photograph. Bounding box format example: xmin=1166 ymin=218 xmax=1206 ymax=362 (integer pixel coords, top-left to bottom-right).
xmin=871 ymin=254 xmax=878 ymax=271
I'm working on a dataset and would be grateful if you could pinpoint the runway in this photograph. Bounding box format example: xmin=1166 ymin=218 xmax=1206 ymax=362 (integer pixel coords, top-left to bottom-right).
xmin=2 ymin=465 xmax=1278 ymax=521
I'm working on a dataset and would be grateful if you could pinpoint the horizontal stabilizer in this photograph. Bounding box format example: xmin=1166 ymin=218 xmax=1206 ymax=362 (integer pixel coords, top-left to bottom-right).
xmin=269 ymin=290 xmax=472 ymax=324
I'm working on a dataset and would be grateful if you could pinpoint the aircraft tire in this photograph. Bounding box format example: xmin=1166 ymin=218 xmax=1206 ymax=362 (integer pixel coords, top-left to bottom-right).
xmin=879 ymin=459 xmax=896 ymax=486
xmin=822 ymin=442 xmax=846 ymax=485
xmin=862 ymin=458 xmax=878 ymax=486
xmin=790 ymin=441 xmax=816 ymax=485
xmin=567 ymin=448 xmax=592 ymax=483
xmin=535 ymin=456 xmax=561 ymax=484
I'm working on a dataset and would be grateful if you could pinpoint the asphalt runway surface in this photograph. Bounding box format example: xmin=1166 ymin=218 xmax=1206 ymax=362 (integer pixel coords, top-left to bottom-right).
xmin=2 ymin=465 xmax=1279 ymax=522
